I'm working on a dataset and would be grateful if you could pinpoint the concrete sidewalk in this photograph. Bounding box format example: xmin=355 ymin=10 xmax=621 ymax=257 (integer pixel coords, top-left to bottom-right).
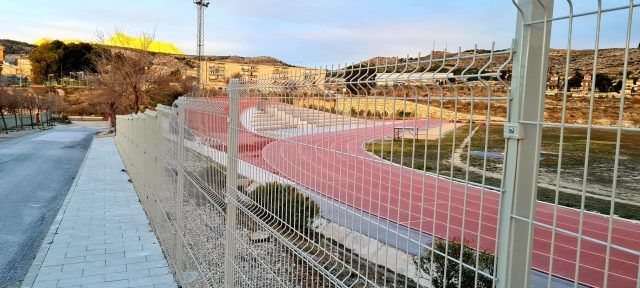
xmin=22 ymin=136 xmax=176 ymax=288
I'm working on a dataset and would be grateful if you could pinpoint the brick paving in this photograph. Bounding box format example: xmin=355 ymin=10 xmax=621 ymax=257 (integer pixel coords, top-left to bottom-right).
xmin=22 ymin=137 xmax=176 ymax=288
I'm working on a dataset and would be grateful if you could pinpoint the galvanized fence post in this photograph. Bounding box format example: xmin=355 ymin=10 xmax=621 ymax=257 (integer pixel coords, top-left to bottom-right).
xmin=497 ymin=0 xmax=554 ymax=287
xmin=176 ymin=98 xmax=187 ymax=278
xmin=225 ymin=80 xmax=240 ymax=287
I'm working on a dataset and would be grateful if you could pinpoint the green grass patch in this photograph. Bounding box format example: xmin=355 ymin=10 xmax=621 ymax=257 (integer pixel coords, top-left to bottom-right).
xmin=365 ymin=124 xmax=640 ymax=221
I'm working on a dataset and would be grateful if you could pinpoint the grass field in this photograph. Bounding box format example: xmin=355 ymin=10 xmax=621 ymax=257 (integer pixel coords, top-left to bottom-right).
xmin=365 ymin=124 xmax=640 ymax=220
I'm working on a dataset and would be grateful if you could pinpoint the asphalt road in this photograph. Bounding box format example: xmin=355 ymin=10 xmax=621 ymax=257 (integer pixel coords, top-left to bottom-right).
xmin=0 ymin=123 xmax=106 ymax=287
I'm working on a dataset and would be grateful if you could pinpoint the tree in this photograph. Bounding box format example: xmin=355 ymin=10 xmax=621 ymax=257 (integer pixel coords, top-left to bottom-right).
xmin=87 ymin=56 xmax=127 ymax=130
xmin=29 ymin=40 xmax=65 ymax=84
xmin=0 ymin=85 xmax=9 ymax=133
xmin=595 ymin=73 xmax=613 ymax=93
xmin=61 ymin=43 xmax=96 ymax=75
xmin=414 ymin=238 xmax=494 ymax=288
xmin=40 ymin=91 xmax=66 ymax=125
xmin=22 ymin=89 xmax=38 ymax=128
xmin=568 ymin=71 xmax=583 ymax=89
xmin=614 ymin=80 xmax=623 ymax=93
xmin=5 ymin=88 xmax=21 ymax=130
xmin=250 ymin=183 xmax=320 ymax=234
xmin=89 ymin=31 xmax=180 ymax=130
xmin=29 ymin=40 xmax=96 ymax=84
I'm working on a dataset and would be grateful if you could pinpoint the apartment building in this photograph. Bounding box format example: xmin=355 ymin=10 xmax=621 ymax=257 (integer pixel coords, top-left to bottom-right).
xmin=199 ymin=61 xmax=325 ymax=90
xmin=1 ymin=54 xmax=33 ymax=79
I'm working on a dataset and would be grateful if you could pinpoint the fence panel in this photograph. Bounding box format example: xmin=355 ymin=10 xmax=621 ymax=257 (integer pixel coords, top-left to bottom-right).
xmin=114 ymin=1 xmax=640 ymax=287
xmin=500 ymin=1 xmax=640 ymax=288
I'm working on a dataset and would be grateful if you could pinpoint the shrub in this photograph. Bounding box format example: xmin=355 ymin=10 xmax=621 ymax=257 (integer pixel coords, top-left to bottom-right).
xmin=414 ymin=238 xmax=494 ymax=288
xmin=250 ymin=183 xmax=320 ymax=233
xmin=396 ymin=109 xmax=412 ymax=118
xmin=350 ymin=107 xmax=359 ymax=117
xmin=378 ymin=111 xmax=389 ymax=118
xmin=200 ymin=164 xmax=226 ymax=190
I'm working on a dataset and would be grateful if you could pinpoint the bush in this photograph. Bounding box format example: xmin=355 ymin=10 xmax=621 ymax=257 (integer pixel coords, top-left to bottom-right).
xmin=250 ymin=183 xmax=320 ymax=233
xmin=200 ymin=164 xmax=226 ymax=190
xmin=350 ymin=107 xmax=359 ymax=117
xmin=414 ymin=238 xmax=494 ymax=288
xmin=568 ymin=71 xmax=583 ymax=89
xmin=396 ymin=109 xmax=412 ymax=118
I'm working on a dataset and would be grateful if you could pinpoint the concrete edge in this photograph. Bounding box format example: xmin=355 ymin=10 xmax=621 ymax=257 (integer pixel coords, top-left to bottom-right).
xmin=20 ymin=135 xmax=99 ymax=288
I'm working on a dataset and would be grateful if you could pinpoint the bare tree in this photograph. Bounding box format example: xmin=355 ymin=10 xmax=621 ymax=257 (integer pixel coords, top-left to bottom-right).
xmin=37 ymin=90 xmax=57 ymax=127
xmin=5 ymin=88 xmax=21 ymax=131
xmin=40 ymin=91 xmax=66 ymax=126
xmin=0 ymin=85 xmax=9 ymax=134
xmin=22 ymin=89 xmax=38 ymax=128
xmin=52 ymin=95 xmax=67 ymax=121
xmin=89 ymin=30 xmax=180 ymax=130
xmin=87 ymin=61 xmax=128 ymax=130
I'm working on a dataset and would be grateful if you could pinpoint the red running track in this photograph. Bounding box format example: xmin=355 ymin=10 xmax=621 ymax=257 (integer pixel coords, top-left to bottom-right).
xmin=187 ymin=99 xmax=640 ymax=287
xmin=260 ymin=121 xmax=640 ymax=287
xmin=185 ymin=98 xmax=275 ymax=169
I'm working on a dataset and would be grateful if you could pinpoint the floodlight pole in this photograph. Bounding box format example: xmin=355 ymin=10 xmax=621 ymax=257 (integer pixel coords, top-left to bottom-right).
xmin=194 ymin=0 xmax=209 ymax=96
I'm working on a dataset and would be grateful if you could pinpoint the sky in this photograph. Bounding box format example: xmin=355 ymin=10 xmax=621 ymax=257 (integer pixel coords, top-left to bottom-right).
xmin=1 ymin=0 xmax=638 ymax=67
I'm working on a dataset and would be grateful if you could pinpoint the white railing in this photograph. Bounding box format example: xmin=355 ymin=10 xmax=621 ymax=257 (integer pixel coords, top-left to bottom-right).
xmin=115 ymin=1 xmax=640 ymax=287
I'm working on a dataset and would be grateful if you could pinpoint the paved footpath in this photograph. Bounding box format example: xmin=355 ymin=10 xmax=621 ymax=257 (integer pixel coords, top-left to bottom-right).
xmin=22 ymin=136 xmax=177 ymax=288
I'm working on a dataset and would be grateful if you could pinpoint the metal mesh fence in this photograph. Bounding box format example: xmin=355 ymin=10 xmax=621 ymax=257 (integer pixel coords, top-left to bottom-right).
xmin=115 ymin=1 xmax=640 ymax=287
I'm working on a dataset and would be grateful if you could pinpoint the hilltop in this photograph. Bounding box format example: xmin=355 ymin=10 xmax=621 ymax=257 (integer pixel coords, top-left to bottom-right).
xmin=1 ymin=37 xmax=292 ymax=68
xmin=0 ymin=39 xmax=35 ymax=54
xmin=36 ymin=33 xmax=184 ymax=55
xmin=362 ymin=48 xmax=640 ymax=80
xmin=182 ymin=55 xmax=293 ymax=66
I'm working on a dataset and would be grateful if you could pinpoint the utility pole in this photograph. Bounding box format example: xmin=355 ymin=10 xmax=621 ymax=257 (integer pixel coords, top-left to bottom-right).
xmin=194 ymin=0 xmax=210 ymax=96
xmin=18 ymin=67 xmax=24 ymax=130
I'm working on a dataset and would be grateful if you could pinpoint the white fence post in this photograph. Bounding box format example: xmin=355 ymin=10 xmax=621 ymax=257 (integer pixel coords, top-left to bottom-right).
xmin=225 ymin=80 xmax=240 ymax=287
xmin=497 ymin=0 xmax=554 ymax=287
xmin=175 ymin=98 xmax=187 ymax=278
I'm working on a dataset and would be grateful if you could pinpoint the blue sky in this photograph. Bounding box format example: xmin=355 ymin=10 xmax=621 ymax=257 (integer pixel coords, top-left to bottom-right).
xmin=1 ymin=0 xmax=638 ymax=67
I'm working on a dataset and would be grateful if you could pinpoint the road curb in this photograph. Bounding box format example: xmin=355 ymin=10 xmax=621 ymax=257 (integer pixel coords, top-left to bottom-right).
xmin=20 ymin=135 xmax=98 ymax=288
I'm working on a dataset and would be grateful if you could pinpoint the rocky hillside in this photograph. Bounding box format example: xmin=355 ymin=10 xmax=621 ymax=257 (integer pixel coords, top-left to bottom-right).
xmin=0 ymin=39 xmax=35 ymax=54
xmin=1 ymin=38 xmax=292 ymax=68
xmin=362 ymin=48 xmax=640 ymax=80
xmin=188 ymin=55 xmax=292 ymax=66
xmin=548 ymin=48 xmax=640 ymax=77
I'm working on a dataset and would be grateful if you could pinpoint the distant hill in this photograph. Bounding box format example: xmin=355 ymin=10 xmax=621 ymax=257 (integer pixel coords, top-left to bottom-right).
xmin=548 ymin=48 xmax=640 ymax=78
xmin=183 ymin=55 xmax=293 ymax=67
xmin=361 ymin=48 xmax=640 ymax=80
xmin=35 ymin=33 xmax=184 ymax=55
xmin=0 ymin=39 xmax=35 ymax=54
xmin=2 ymin=36 xmax=293 ymax=67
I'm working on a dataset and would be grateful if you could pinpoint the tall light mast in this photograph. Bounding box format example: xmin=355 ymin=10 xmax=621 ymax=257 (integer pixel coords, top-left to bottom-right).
xmin=194 ymin=0 xmax=210 ymax=95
